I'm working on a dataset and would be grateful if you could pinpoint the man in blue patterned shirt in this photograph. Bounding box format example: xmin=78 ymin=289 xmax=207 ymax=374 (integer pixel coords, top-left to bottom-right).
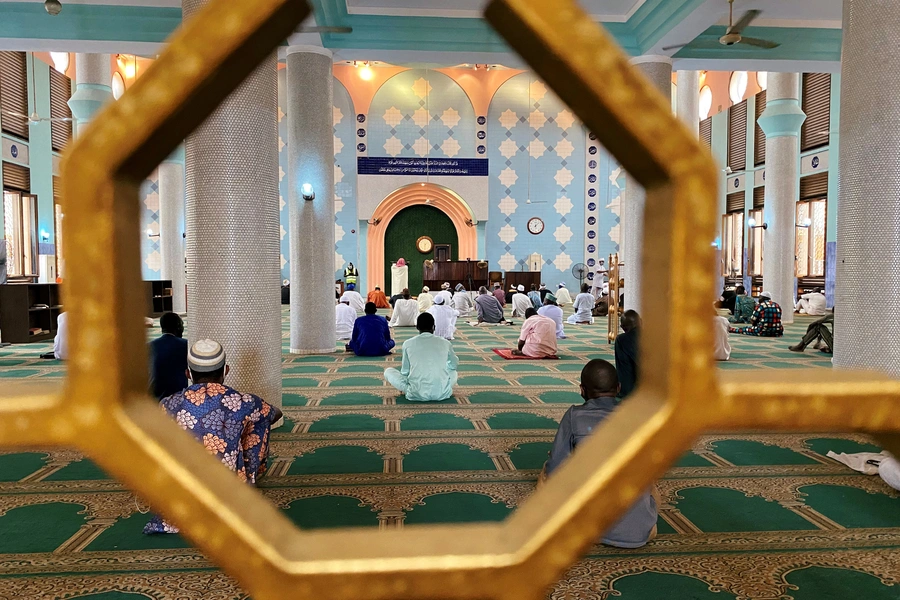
xmin=144 ymin=339 xmax=282 ymax=534
xmin=729 ymin=291 xmax=784 ymax=337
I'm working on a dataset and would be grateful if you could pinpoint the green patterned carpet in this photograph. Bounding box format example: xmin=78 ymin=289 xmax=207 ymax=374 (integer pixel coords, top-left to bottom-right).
xmin=1 ymin=308 xmax=899 ymax=599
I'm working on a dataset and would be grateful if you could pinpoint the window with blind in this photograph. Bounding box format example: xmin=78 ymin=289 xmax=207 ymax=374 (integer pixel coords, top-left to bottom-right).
xmin=0 ymin=51 xmax=29 ymax=140
xmin=727 ymin=100 xmax=747 ymax=172
xmin=796 ymin=199 xmax=826 ymax=277
xmin=753 ymin=186 xmax=765 ymax=209
xmin=754 ymin=90 xmax=767 ymax=166
xmin=49 ymin=69 xmax=72 ymax=152
xmin=3 ymin=189 xmax=38 ymax=276
xmin=800 ymin=172 xmax=828 ymax=200
xmin=801 ymin=73 xmax=831 ymax=152
xmin=726 ymin=191 xmax=744 ymax=213
xmin=748 ymin=208 xmax=763 ymax=276
xmin=722 ymin=212 xmax=744 ymax=278
xmin=699 ymin=117 xmax=712 ymax=147
xmin=2 ymin=161 xmax=30 ymax=192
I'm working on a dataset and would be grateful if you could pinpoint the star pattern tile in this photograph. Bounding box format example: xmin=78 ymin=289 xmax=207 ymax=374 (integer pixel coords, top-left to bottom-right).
xmin=529 ymin=80 xmax=547 ymax=102
xmin=554 ymin=167 xmax=574 ymax=188
xmin=412 ymin=77 xmax=432 ymax=99
xmin=553 ymin=251 xmax=573 ymax=272
xmin=441 ymin=137 xmax=461 ymax=158
xmin=554 ymin=224 xmax=573 ymax=244
xmin=499 ymin=167 xmax=519 ymax=188
xmin=498 ymin=252 xmax=518 ymax=271
xmin=499 ymin=139 xmax=518 ymax=159
xmin=556 ymin=109 xmax=575 ymax=130
xmin=383 ymin=106 xmax=404 ymax=127
xmin=529 ymin=110 xmax=547 ymax=130
xmin=333 ymin=106 xmax=343 ymax=125
xmin=384 ymin=136 xmax=403 ymax=156
xmin=499 ymin=109 xmax=519 ymax=130
xmin=413 ymin=107 xmax=429 ymax=128
xmin=555 ymin=195 xmax=573 ymax=215
xmin=555 ymin=138 xmax=574 ymax=159
xmin=499 ymin=195 xmax=518 ymax=217
xmin=143 ymin=190 xmax=159 ymax=212
xmin=333 ymin=135 xmax=343 ymax=155
xmin=498 ymin=224 xmax=518 ymax=244
xmin=528 ymin=139 xmax=546 ymax=158
xmin=413 ymin=137 xmax=430 ymax=157
xmin=441 ymin=108 xmax=461 ymax=128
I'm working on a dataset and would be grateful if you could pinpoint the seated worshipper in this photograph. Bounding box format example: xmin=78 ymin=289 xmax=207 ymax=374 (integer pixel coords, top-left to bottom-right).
xmin=795 ymin=289 xmax=827 ymax=315
xmin=475 ymin=286 xmax=507 ymax=324
xmin=389 ymin=289 xmax=419 ymax=327
xmin=384 ymin=313 xmax=459 ymax=401
xmin=492 ymin=283 xmax=507 ymax=307
xmin=729 ymin=291 xmax=783 ymax=337
xmin=720 ymin=286 xmax=737 ymax=314
xmin=528 ymin=284 xmax=542 ymax=310
xmin=538 ymin=282 xmax=550 ymax=302
xmin=341 ymin=288 xmax=366 ymax=312
xmin=435 ymin=282 xmax=453 ymax=307
xmin=555 ymin=283 xmax=573 ymax=308
xmin=428 ymin=295 xmax=460 ymax=340
xmin=789 ymin=311 xmax=834 ymax=353
xmin=53 ymin=311 xmax=69 ymax=360
xmin=452 ymin=283 xmax=475 ymax=318
xmin=511 ymin=285 xmax=533 ymax=317
xmin=149 ymin=312 xmax=188 ymax=399
xmin=389 ymin=291 xmax=403 ymax=308
xmin=544 ymin=359 xmax=658 ymax=548
xmin=713 ymin=312 xmax=732 ymax=361
xmin=367 ymin=286 xmax=390 ymax=309
xmin=592 ymin=294 xmax=609 ymax=317
xmin=879 ymin=455 xmax=900 ymax=492
xmin=567 ymin=284 xmax=595 ymax=324
xmin=538 ymin=294 xmax=566 ymax=339
xmin=729 ymin=286 xmax=756 ymax=323
xmin=417 ymin=286 xmax=435 ymax=312
xmin=335 ymin=296 xmax=357 ymax=340
xmin=144 ymin=339 xmax=282 ymax=535
xmin=347 ymin=302 xmax=395 ymax=356
xmin=513 ymin=308 xmax=558 ymax=358
xmin=615 ymin=310 xmax=641 ymax=399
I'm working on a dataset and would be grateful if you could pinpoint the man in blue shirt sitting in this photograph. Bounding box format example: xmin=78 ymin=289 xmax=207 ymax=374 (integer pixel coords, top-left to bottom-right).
xmin=149 ymin=312 xmax=188 ymax=399
xmin=347 ymin=302 xmax=395 ymax=357
xmin=545 ymin=358 xmax=658 ymax=548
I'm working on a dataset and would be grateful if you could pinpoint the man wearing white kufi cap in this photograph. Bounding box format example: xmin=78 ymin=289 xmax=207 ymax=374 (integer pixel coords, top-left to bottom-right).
xmin=143 ymin=339 xmax=282 ymax=535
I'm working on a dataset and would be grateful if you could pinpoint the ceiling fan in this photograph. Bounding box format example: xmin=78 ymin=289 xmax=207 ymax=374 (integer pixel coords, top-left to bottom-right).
xmin=301 ymin=26 xmax=352 ymax=34
xmin=663 ymin=0 xmax=780 ymax=52
xmin=0 ymin=109 xmax=72 ymax=125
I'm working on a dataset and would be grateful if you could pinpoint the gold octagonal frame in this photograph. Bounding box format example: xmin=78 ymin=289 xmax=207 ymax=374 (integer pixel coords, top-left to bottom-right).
xmin=1 ymin=0 xmax=899 ymax=598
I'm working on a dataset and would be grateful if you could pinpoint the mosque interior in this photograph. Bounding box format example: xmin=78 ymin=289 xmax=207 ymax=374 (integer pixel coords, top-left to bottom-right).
xmin=1 ymin=0 xmax=899 ymax=598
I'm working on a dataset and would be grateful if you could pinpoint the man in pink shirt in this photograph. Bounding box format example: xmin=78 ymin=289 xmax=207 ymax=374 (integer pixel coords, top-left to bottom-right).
xmin=513 ymin=308 xmax=558 ymax=358
xmin=492 ymin=283 xmax=507 ymax=307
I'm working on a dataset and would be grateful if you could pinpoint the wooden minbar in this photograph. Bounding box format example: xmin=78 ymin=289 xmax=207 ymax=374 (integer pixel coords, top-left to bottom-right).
xmin=423 ymin=260 xmax=489 ymax=291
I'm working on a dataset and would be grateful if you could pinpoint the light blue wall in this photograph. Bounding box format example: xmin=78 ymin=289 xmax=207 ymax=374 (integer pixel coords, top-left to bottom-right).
xmin=333 ymin=78 xmax=359 ymax=282
xmin=26 ymin=56 xmax=55 ymax=256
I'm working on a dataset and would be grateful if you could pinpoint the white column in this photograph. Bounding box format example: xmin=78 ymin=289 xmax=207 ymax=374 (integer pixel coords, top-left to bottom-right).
xmin=286 ymin=46 xmax=336 ymax=354
xmin=68 ymin=54 xmax=112 ymax=136
xmin=622 ymin=56 xmax=672 ymax=314
xmin=758 ymin=73 xmax=805 ymax=325
xmin=834 ymin=0 xmax=900 ymax=374
xmin=158 ymin=158 xmax=185 ymax=313
xmin=676 ymin=70 xmax=699 ymax=138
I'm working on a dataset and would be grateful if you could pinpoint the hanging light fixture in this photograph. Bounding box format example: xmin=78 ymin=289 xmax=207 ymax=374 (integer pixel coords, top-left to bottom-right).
xmin=44 ymin=0 xmax=62 ymax=15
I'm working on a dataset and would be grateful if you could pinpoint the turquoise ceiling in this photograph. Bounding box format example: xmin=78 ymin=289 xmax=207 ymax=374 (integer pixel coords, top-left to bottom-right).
xmin=673 ymin=26 xmax=842 ymax=62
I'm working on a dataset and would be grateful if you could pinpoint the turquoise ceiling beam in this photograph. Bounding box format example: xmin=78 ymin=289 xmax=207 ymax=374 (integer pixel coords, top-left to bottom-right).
xmin=628 ymin=0 xmax=707 ymax=53
xmin=674 ymin=26 xmax=842 ymax=62
xmin=0 ymin=2 xmax=180 ymax=43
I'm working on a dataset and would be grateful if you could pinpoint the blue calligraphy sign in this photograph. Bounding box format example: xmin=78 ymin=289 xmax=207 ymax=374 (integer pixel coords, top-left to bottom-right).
xmin=358 ymin=157 xmax=489 ymax=176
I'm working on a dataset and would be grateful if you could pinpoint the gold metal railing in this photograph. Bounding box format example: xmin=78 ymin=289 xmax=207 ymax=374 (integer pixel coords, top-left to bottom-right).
xmin=1 ymin=0 xmax=898 ymax=598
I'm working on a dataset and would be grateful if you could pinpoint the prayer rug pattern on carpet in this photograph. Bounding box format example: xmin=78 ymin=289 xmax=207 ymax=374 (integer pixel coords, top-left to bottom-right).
xmin=0 ymin=308 xmax=898 ymax=599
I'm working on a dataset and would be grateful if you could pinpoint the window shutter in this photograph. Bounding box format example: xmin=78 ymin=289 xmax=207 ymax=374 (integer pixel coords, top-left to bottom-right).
xmin=699 ymin=117 xmax=712 ymax=147
xmin=800 ymin=172 xmax=828 ymax=200
xmin=726 ymin=191 xmax=744 ymax=213
xmin=53 ymin=175 xmax=61 ymax=200
xmin=753 ymin=186 xmax=765 ymax=209
xmin=801 ymin=73 xmax=831 ymax=152
xmin=2 ymin=161 xmax=30 ymax=192
xmin=0 ymin=51 xmax=29 ymax=140
xmin=49 ymin=69 xmax=72 ymax=152
xmin=754 ymin=90 xmax=766 ymax=166
xmin=727 ymin=100 xmax=747 ymax=172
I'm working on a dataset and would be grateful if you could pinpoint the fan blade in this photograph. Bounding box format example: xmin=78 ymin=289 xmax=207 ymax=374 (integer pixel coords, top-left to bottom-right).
xmin=299 ymin=26 xmax=352 ymax=33
xmin=0 ymin=110 xmax=30 ymax=120
xmin=661 ymin=43 xmax=689 ymax=51
xmin=46 ymin=117 xmax=74 ymax=122
xmin=739 ymin=36 xmax=780 ymax=49
xmin=728 ymin=9 xmax=761 ymax=34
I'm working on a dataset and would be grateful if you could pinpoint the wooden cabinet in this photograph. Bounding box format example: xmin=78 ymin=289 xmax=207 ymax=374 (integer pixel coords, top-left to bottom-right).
xmin=144 ymin=280 xmax=174 ymax=317
xmin=0 ymin=283 xmax=61 ymax=343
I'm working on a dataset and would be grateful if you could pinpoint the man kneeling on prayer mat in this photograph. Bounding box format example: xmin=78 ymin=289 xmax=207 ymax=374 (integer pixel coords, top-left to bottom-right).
xmin=384 ymin=313 xmax=459 ymax=402
xmin=347 ymin=302 xmax=395 ymax=356
xmin=543 ymin=359 xmax=658 ymax=548
xmin=144 ymin=339 xmax=282 ymax=534
xmin=567 ymin=283 xmax=595 ymax=324
xmin=512 ymin=308 xmax=558 ymax=358
xmin=367 ymin=286 xmax=390 ymax=309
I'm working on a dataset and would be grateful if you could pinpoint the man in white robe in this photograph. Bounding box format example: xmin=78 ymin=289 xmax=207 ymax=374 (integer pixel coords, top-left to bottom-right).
xmin=511 ymin=285 xmax=532 ymax=318
xmin=435 ymin=282 xmax=453 ymax=306
xmin=452 ymin=283 xmax=475 ymax=318
xmin=795 ymin=290 xmax=827 ymax=315
xmin=340 ymin=289 xmax=365 ymax=313
xmin=390 ymin=290 xmax=419 ymax=327
xmin=555 ymin=283 xmax=573 ymax=308
xmin=417 ymin=286 xmax=434 ymax=312
xmin=335 ymin=298 xmax=357 ymax=340
xmin=428 ymin=296 xmax=459 ymax=340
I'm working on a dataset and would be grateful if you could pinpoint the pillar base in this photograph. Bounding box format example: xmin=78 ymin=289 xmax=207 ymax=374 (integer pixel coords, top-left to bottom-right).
xmin=290 ymin=347 xmax=338 ymax=355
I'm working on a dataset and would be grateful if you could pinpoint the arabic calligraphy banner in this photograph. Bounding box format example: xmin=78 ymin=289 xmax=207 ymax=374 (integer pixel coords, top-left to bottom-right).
xmin=358 ymin=157 xmax=489 ymax=177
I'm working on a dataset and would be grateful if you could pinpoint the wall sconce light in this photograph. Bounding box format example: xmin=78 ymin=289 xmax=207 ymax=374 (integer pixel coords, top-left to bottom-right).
xmin=748 ymin=218 xmax=767 ymax=230
xmin=795 ymin=217 xmax=812 ymax=229
xmin=147 ymin=227 xmax=159 ymax=238
xmin=300 ymin=182 xmax=315 ymax=201
xmin=367 ymin=218 xmax=381 ymax=226
xmin=465 ymin=218 xmax=475 ymax=227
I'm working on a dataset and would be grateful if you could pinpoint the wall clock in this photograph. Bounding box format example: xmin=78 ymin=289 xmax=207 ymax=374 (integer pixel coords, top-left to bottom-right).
xmin=416 ymin=236 xmax=434 ymax=254
xmin=527 ymin=217 xmax=545 ymax=235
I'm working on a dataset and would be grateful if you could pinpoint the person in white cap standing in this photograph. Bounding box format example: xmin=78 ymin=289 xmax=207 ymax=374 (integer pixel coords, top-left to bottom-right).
xmin=511 ymin=284 xmax=532 ymax=318
xmin=144 ymin=338 xmax=282 ymax=535
xmin=728 ymin=291 xmax=784 ymax=337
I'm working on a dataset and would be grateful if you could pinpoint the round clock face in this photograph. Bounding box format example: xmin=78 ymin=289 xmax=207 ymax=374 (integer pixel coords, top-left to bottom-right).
xmin=527 ymin=217 xmax=544 ymax=235
xmin=416 ymin=236 xmax=434 ymax=254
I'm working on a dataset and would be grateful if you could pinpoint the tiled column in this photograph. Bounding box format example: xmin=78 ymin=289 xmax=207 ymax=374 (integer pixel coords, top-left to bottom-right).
xmin=286 ymin=46 xmax=335 ymax=354
xmin=676 ymin=70 xmax=699 ymax=138
xmin=158 ymin=151 xmax=185 ymax=313
xmin=834 ymin=0 xmax=900 ymax=374
xmin=183 ymin=0 xmax=282 ymax=411
xmin=67 ymin=54 xmax=112 ymax=136
xmin=758 ymin=73 xmax=805 ymax=325
xmin=621 ymin=57 xmax=671 ymax=314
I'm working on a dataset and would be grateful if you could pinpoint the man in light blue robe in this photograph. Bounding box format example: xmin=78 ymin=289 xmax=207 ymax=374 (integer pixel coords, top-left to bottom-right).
xmin=384 ymin=312 xmax=458 ymax=401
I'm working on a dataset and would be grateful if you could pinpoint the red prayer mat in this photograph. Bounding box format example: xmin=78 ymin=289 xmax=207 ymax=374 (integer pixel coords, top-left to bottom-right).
xmin=492 ymin=348 xmax=560 ymax=360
